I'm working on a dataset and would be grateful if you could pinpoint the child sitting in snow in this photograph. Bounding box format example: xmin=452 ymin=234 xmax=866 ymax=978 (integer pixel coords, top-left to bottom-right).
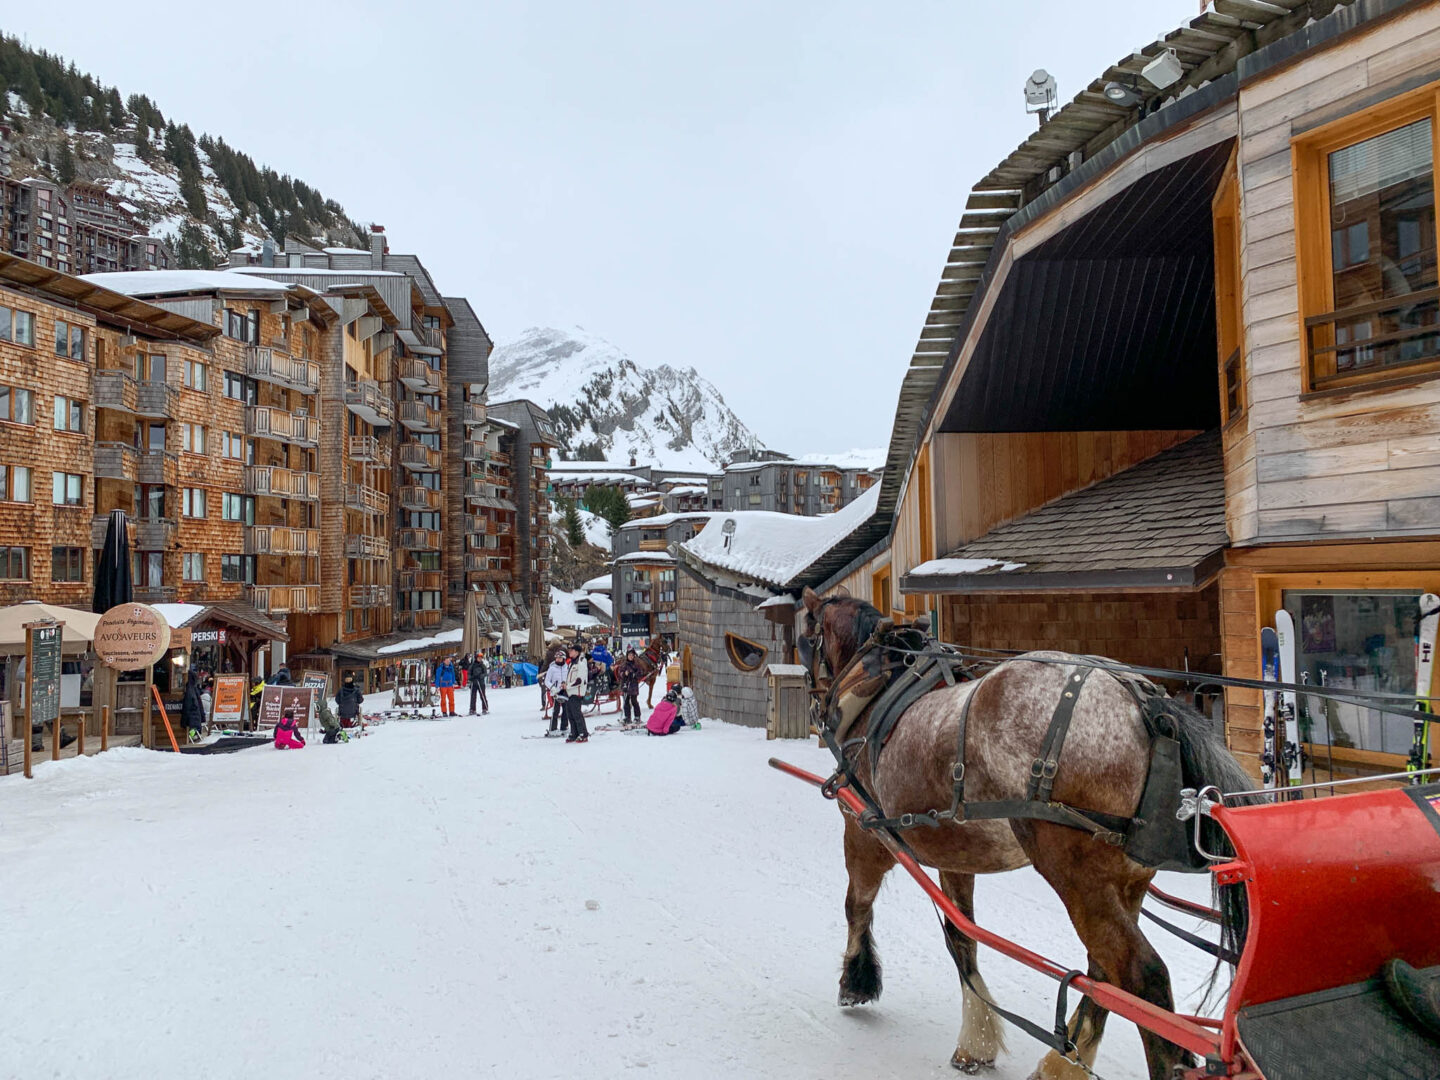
xmin=646 ymin=689 xmax=685 ymax=736
xmin=274 ymin=708 xmax=306 ymax=749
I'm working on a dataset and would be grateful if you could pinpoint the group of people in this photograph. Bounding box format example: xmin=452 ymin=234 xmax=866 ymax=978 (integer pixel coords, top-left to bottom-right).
xmin=540 ymin=641 xmax=658 ymax=741
xmin=432 ymin=654 xmax=492 ymax=717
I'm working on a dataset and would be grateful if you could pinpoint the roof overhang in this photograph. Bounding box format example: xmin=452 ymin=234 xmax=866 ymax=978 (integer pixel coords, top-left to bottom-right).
xmin=899 ymin=550 xmax=1225 ymax=596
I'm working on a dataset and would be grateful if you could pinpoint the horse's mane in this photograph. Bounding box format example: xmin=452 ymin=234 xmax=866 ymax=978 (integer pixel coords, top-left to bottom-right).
xmin=824 ymin=597 xmax=884 ymax=668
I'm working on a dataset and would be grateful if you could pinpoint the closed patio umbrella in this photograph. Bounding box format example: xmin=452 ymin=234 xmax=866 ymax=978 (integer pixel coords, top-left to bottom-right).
xmin=92 ymin=509 xmax=133 ymax=614
xmin=527 ymin=596 xmax=546 ymax=662
xmin=461 ymin=590 xmax=481 ymax=657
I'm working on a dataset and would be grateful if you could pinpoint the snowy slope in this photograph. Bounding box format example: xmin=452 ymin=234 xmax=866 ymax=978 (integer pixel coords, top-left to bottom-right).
xmin=489 ymin=326 xmax=763 ymax=471
xmin=0 ymin=689 xmax=1216 ymax=1080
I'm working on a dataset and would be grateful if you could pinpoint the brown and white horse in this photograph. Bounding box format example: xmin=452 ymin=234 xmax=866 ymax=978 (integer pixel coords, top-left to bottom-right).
xmin=798 ymin=588 xmax=1251 ymax=1080
xmin=631 ymin=640 xmax=667 ymax=707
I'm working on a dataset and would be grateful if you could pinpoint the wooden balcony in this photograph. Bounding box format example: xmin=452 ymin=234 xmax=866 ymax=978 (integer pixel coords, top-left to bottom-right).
xmin=344 ymin=483 xmax=387 ymax=516
xmin=135 ymin=518 xmax=177 ymax=549
xmin=246 ymin=345 xmax=319 ymax=394
xmin=349 ymin=584 xmax=389 ymax=608
xmin=460 ymin=513 xmax=489 ymax=536
xmin=397 ymin=527 xmax=441 ymax=552
xmin=135 ymin=584 xmax=178 ymax=604
xmin=246 ymin=406 xmax=320 ymax=446
xmin=463 ymin=441 xmax=489 ymax=462
xmin=344 ymin=379 xmax=394 ymax=425
xmin=487 ymin=450 xmax=512 ymax=468
xmin=348 ymin=434 xmax=388 ymax=463
xmin=398 ymin=357 xmax=442 ymax=393
xmin=398 ymin=569 xmax=442 ymax=592
xmin=93 ymin=370 xmax=138 ymax=413
xmin=246 ymin=584 xmax=321 ymax=614
xmin=464 ymin=477 xmax=494 ymax=501
xmin=246 ymin=525 xmax=320 ymax=556
xmin=94 ymin=442 xmax=139 ymax=482
xmin=413 ymin=324 xmax=445 ymax=352
xmin=638 ymin=538 xmax=669 ymax=552
xmin=462 ymin=401 xmax=487 ymax=427
xmin=397 ymin=399 xmax=439 ymax=432
xmin=135 ymin=379 xmax=178 ymax=419
xmin=398 ymin=442 xmax=441 ymax=472
xmin=345 ymin=534 xmax=391 ymax=560
xmin=246 ymin=465 xmax=320 ymax=501
xmin=137 ymin=449 xmax=178 ymax=486
xmin=91 ymin=514 xmax=135 ymax=549
xmin=398 ymin=485 xmax=442 ymax=512
xmin=395 ymin=608 xmax=443 ymax=632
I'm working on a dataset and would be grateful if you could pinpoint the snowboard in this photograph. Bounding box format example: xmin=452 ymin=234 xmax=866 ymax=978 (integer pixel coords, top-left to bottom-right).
xmin=1410 ymin=593 xmax=1439 ymax=785
xmin=1275 ymin=609 xmax=1304 ymax=795
xmin=1260 ymin=627 xmax=1280 ymax=789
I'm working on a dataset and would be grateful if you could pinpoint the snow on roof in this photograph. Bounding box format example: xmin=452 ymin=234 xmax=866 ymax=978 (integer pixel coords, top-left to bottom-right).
xmin=580 ymin=575 xmax=612 ymax=593
xmin=549 ymin=586 xmax=604 ymax=629
xmin=587 ymin=592 xmax=613 ymax=619
xmin=613 ymin=550 xmax=675 ymax=565
xmin=229 ymin=266 xmax=403 ymax=278
xmin=323 ymin=247 xmax=371 ymax=255
xmin=376 ymin=627 xmax=464 ymax=656
xmin=665 ymin=485 xmax=708 ymax=496
xmin=756 ymin=594 xmax=796 ymax=610
xmin=552 ymin=460 xmax=640 ymax=473
xmin=549 ymin=471 xmax=643 ymax=486
xmin=907 ymin=557 xmax=1025 ymax=576
xmin=617 ymin=511 xmax=723 ymax=530
xmin=683 ymin=484 xmax=881 ymax=587
xmin=151 ymin=603 xmax=207 ymax=629
xmin=724 ymin=458 xmax=843 ymax=474
xmin=80 ymin=269 xmax=294 ymax=296
xmin=799 ymin=448 xmax=887 ymax=471
xmin=626 ymin=494 xmax=660 ymax=508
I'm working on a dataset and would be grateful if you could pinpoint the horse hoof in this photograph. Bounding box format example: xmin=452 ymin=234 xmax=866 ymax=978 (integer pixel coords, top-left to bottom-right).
xmin=838 ymin=989 xmax=878 ymax=1007
xmin=951 ymin=1051 xmax=995 ymax=1073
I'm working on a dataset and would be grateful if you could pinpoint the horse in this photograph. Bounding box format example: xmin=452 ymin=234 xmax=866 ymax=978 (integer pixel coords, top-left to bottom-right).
xmin=631 ymin=640 xmax=667 ymax=707
xmin=798 ymin=588 xmax=1252 ymax=1080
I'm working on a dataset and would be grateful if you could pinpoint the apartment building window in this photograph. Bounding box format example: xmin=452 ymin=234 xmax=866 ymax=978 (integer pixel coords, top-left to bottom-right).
xmin=0 ymin=547 xmax=30 ymax=580
xmin=52 ymin=396 xmax=84 ymax=433
xmin=140 ymin=485 xmax=165 ymax=519
xmin=221 ymin=553 xmax=254 ymax=583
xmin=182 ymin=552 xmax=205 ymax=582
xmin=0 ymin=307 xmax=36 ymax=347
xmin=345 ymin=608 xmax=355 ymax=633
xmin=224 ymin=308 xmax=259 ymax=344
xmin=138 ymin=552 xmax=164 ymax=588
xmin=51 ymin=472 xmax=82 ymax=506
xmin=136 ymin=353 xmax=165 ymax=382
xmin=0 ymin=386 xmax=34 ymax=425
xmin=54 ymin=320 xmax=85 ymax=361
xmin=182 ymin=488 xmax=207 ymax=518
xmin=181 ymin=359 xmax=208 ymax=391
xmin=51 ymin=546 xmax=84 ymax=583
xmin=222 ymin=493 xmax=254 ymax=524
xmin=221 ymin=431 xmax=244 ymax=459
xmin=1295 ymin=89 xmax=1440 ymax=390
xmin=180 ymin=423 xmax=207 ymax=454
xmin=223 ymin=371 xmax=256 ymax=404
xmin=748 ymin=493 xmax=761 ymax=506
xmin=142 ymin=423 xmax=166 ymax=451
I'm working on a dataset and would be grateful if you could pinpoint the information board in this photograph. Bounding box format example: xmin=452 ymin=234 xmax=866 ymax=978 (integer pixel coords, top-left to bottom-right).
xmin=211 ymin=675 xmax=248 ymax=728
xmin=28 ymin=622 xmax=63 ymax=727
xmin=254 ymin=686 xmax=316 ymax=731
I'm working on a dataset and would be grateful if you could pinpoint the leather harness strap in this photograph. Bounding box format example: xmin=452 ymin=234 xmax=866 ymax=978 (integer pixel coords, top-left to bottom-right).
xmin=1028 ymin=666 xmax=1094 ymax=803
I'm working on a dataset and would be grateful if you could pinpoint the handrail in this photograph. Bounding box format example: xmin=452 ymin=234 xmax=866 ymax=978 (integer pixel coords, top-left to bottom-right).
xmin=1302 ymin=285 xmax=1440 ymax=328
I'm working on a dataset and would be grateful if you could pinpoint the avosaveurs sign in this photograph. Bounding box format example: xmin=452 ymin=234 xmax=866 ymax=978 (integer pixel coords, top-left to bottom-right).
xmin=94 ymin=604 xmax=173 ymax=671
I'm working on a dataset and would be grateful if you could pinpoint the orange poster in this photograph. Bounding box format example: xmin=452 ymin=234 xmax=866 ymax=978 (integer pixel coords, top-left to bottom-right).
xmin=212 ymin=675 xmax=248 ymax=727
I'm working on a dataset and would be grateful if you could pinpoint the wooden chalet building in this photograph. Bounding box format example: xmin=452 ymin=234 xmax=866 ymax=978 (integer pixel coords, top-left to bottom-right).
xmin=814 ymin=0 xmax=1440 ymax=779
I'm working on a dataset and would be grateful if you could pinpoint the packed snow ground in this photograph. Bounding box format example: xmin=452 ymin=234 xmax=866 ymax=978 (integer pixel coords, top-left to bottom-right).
xmin=0 ymin=687 xmax=1219 ymax=1080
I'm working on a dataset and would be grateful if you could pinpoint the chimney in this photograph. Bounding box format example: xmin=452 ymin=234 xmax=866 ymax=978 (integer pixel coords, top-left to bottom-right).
xmin=370 ymin=224 xmax=386 ymax=268
xmin=260 ymin=239 xmax=275 ymax=268
xmin=629 ymin=452 xmax=637 ymax=468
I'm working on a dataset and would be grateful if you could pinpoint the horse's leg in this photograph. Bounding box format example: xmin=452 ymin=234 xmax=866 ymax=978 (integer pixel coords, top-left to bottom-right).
xmin=838 ymin=812 xmax=894 ymax=1006
xmin=1023 ymin=829 xmax=1178 ymax=1080
xmin=645 ymin=674 xmax=655 ymax=709
xmin=938 ymin=870 xmax=1006 ymax=1073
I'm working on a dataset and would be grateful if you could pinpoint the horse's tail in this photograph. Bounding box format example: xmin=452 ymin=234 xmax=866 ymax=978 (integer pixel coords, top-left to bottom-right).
xmin=1170 ymin=698 xmax=1255 ymax=1002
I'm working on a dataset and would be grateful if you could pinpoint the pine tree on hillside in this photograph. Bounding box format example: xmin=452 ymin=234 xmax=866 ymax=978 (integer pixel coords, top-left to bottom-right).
xmin=583 ymin=486 xmax=632 ymax=532
xmin=56 ymin=139 xmax=75 ymax=184
xmin=134 ymin=116 xmax=151 ymax=161
xmin=559 ymin=498 xmax=586 ymax=548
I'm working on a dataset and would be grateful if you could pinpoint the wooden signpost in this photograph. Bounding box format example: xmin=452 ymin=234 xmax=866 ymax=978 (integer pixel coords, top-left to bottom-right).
xmin=23 ymin=621 xmax=63 ymax=779
xmin=93 ymin=604 xmax=171 ymax=750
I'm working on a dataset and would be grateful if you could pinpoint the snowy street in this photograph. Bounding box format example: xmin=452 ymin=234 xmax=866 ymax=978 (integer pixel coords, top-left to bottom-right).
xmin=0 ymin=686 xmax=1217 ymax=1080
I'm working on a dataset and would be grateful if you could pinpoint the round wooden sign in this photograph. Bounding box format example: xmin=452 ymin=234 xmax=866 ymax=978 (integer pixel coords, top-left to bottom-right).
xmin=94 ymin=604 xmax=173 ymax=671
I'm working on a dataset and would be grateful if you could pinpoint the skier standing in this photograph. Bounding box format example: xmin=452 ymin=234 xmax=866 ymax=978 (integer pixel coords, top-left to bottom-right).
xmin=544 ymin=651 xmax=568 ymax=734
xmin=336 ymin=673 xmax=364 ymax=728
xmin=434 ymin=656 xmax=459 ymax=717
xmin=467 ymin=653 xmax=490 ymax=715
xmin=563 ymin=644 xmax=590 ymax=743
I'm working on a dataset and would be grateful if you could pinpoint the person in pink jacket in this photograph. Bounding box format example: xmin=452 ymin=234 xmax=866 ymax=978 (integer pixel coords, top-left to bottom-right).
xmin=274 ymin=709 xmax=306 ymax=749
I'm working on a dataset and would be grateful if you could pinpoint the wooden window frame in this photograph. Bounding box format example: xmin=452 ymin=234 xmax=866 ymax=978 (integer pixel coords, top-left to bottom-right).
xmin=1212 ymin=148 xmax=1246 ymax=423
xmin=1293 ymin=81 xmax=1440 ymax=393
xmin=871 ymin=566 xmax=892 ymax=619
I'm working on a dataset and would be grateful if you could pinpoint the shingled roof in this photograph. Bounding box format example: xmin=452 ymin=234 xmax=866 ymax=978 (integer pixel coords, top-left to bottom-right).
xmin=900 ymin=431 xmax=1226 ymax=593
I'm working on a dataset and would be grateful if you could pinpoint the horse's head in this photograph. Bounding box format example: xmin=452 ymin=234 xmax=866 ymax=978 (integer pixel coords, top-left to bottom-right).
xmin=798 ymin=587 xmax=885 ymax=692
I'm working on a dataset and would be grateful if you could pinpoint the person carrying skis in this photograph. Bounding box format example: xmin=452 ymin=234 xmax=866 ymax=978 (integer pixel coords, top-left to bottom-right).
xmin=544 ymin=650 xmax=568 ymax=734
xmin=467 ymin=653 xmax=490 ymax=715
xmin=434 ymin=656 xmax=459 ymax=716
xmin=615 ymin=647 xmax=643 ymax=725
xmin=563 ymin=644 xmax=590 ymax=743
xmin=336 ymin=673 xmax=364 ymax=729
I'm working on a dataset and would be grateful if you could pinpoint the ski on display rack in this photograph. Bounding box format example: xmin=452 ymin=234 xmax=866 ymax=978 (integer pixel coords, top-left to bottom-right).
xmin=1274 ymin=609 xmax=1304 ymax=795
xmin=1410 ymin=592 xmax=1439 ymax=785
xmin=1260 ymin=626 xmax=1280 ymax=789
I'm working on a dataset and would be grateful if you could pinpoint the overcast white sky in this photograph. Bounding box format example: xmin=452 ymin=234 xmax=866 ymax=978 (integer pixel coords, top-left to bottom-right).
xmin=18 ymin=1 xmax=1201 ymax=454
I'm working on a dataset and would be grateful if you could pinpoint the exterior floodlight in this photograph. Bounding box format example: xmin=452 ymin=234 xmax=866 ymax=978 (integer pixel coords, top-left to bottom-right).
xmin=1141 ymin=49 xmax=1184 ymax=90
xmin=1103 ymin=80 xmax=1144 ymax=107
xmin=1024 ymin=69 xmax=1058 ymax=124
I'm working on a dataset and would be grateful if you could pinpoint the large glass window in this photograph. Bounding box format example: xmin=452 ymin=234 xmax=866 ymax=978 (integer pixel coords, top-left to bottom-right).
xmin=1279 ymin=589 xmax=1426 ymax=757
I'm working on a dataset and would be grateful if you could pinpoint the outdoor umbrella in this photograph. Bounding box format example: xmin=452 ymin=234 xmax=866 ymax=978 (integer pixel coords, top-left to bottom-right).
xmin=500 ymin=610 xmax=511 ymax=659
xmin=0 ymin=603 xmax=102 ymax=655
xmin=92 ymin=509 xmax=133 ymax=614
xmin=527 ymin=596 xmax=546 ymax=661
xmin=461 ymin=590 xmax=481 ymax=657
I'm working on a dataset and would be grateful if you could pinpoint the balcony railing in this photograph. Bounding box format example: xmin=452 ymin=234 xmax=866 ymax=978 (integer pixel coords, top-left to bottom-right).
xmin=464 ymin=477 xmax=494 ymax=501
xmin=94 ymin=442 xmax=139 ymax=482
xmin=93 ymin=370 xmax=138 ymax=413
xmin=343 ymin=378 xmax=394 ymax=425
xmin=397 ymin=400 xmax=439 ymax=432
xmin=1305 ymin=287 xmax=1440 ymax=390
xmin=135 ymin=379 xmax=177 ymax=418
xmin=344 ymin=483 xmax=387 ymax=515
xmin=398 ymin=442 xmax=441 ymax=472
xmin=137 ymin=449 xmax=178 ymax=486
xmin=246 ymin=345 xmax=319 ymax=394
xmin=348 ymin=434 xmax=387 ymax=463
xmin=134 ymin=584 xmax=178 ymax=604
xmin=245 ymin=465 xmax=320 ymax=501
xmin=462 ymin=401 xmax=487 ymax=427
xmin=345 ymin=534 xmax=391 ymax=560
xmin=246 ymin=584 xmax=321 ymax=614
xmin=398 ymin=485 xmax=442 ymax=512
xmin=91 ymin=513 xmax=135 ymax=549
xmin=246 ymin=526 xmax=320 ymax=556
xmin=247 ymin=407 xmax=320 ymax=446
xmin=349 ymin=584 xmax=389 ymax=608
xmin=398 ymin=569 xmax=442 ymax=592
xmin=463 ymin=441 xmax=489 ymax=462
xmin=135 ymin=518 xmax=177 ymax=550
xmin=460 ymin=513 xmax=489 ymax=536
xmin=395 ymin=608 xmax=443 ymax=632
xmin=487 ymin=450 xmax=512 ymax=468
xmin=398 ymin=357 xmax=442 ymax=392
xmin=397 ymin=527 xmax=441 ymax=551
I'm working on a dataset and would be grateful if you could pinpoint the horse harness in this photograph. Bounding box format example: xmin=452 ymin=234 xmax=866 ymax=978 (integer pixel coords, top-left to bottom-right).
xmin=812 ymin=616 xmax=1200 ymax=872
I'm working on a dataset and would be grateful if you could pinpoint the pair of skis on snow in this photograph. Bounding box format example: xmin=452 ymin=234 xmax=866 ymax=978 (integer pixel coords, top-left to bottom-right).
xmin=1260 ymin=594 xmax=1439 ymax=792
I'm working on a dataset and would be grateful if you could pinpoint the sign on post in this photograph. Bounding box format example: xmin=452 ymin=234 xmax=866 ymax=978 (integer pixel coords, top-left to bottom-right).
xmin=94 ymin=604 xmax=171 ymax=671
xmin=255 ymin=686 xmax=316 ymax=733
xmin=211 ymin=675 xmax=248 ymax=730
xmin=300 ymin=670 xmax=328 ymax=736
xmin=23 ymin=621 xmax=63 ymax=778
